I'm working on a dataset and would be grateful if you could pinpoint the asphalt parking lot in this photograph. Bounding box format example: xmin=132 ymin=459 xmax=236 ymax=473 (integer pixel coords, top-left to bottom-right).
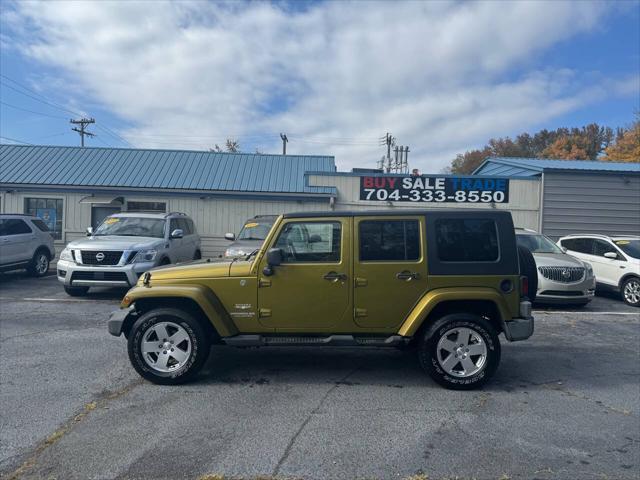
xmin=0 ymin=271 xmax=638 ymax=480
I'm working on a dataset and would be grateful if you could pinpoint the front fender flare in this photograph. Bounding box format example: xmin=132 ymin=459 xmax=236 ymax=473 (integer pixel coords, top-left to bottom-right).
xmin=121 ymin=284 xmax=238 ymax=337
xmin=397 ymin=287 xmax=511 ymax=337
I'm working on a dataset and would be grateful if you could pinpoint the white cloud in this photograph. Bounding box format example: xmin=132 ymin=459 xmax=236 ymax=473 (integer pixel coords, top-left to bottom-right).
xmin=2 ymin=0 xmax=636 ymax=171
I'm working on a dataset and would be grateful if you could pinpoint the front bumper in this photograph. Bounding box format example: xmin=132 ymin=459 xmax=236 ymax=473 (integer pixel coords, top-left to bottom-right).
xmin=57 ymin=259 xmax=155 ymax=288
xmin=536 ymin=273 xmax=596 ymax=304
xmin=108 ymin=307 xmax=135 ymax=337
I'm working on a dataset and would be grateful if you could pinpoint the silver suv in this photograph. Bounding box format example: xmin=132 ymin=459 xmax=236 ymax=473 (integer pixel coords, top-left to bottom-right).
xmin=516 ymin=229 xmax=595 ymax=306
xmin=0 ymin=214 xmax=56 ymax=277
xmin=57 ymin=212 xmax=201 ymax=296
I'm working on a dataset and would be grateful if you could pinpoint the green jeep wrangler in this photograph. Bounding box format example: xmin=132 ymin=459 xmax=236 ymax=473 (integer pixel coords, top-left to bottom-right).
xmin=108 ymin=210 xmax=535 ymax=390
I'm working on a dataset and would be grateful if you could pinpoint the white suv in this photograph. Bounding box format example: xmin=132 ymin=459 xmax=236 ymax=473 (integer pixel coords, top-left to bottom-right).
xmin=57 ymin=212 xmax=201 ymax=296
xmin=0 ymin=214 xmax=56 ymax=277
xmin=558 ymin=235 xmax=640 ymax=307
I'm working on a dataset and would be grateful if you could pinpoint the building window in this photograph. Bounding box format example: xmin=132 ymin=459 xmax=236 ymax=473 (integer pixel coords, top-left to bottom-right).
xmin=127 ymin=201 xmax=166 ymax=212
xmin=25 ymin=198 xmax=63 ymax=239
xmin=359 ymin=220 xmax=420 ymax=261
xmin=435 ymin=218 xmax=499 ymax=262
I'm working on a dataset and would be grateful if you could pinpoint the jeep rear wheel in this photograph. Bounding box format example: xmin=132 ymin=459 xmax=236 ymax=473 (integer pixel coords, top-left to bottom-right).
xmin=418 ymin=314 xmax=501 ymax=390
xmin=128 ymin=308 xmax=210 ymax=385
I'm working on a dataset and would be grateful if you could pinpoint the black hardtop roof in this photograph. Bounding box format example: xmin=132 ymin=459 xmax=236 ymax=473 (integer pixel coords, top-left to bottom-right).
xmin=283 ymin=209 xmax=512 ymax=219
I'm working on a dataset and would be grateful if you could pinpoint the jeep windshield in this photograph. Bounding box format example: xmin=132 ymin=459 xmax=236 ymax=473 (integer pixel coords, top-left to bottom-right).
xmin=94 ymin=217 xmax=166 ymax=238
xmin=614 ymin=239 xmax=640 ymax=259
xmin=516 ymin=233 xmax=563 ymax=254
xmin=237 ymin=220 xmax=274 ymax=240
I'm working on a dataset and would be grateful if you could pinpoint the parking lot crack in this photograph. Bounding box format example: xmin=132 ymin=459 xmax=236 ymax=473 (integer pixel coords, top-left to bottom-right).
xmin=4 ymin=378 xmax=143 ymax=480
xmin=272 ymin=367 xmax=359 ymax=476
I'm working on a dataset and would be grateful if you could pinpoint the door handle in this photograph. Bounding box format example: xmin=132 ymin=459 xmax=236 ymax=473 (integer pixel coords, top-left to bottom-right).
xmin=396 ymin=270 xmax=419 ymax=281
xmin=323 ymin=271 xmax=347 ymax=282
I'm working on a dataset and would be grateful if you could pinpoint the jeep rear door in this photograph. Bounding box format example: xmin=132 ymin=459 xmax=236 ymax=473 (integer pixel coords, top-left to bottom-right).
xmin=353 ymin=216 xmax=428 ymax=329
xmin=257 ymin=217 xmax=352 ymax=331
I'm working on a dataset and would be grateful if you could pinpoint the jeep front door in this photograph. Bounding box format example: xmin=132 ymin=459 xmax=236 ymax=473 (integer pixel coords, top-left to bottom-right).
xmin=257 ymin=218 xmax=352 ymax=331
xmin=353 ymin=216 xmax=427 ymax=329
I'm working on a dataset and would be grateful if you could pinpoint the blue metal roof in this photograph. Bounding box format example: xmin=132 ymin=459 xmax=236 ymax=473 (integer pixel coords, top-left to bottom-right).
xmin=473 ymin=157 xmax=640 ymax=176
xmin=0 ymin=145 xmax=337 ymax=196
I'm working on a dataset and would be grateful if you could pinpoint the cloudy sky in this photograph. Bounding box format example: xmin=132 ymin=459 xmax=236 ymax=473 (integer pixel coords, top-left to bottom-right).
xmin=1 ymin=0 xmax=638 ymax=172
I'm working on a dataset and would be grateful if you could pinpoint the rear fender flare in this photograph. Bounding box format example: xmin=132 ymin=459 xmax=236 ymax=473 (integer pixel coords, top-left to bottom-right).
xmin=122 ymin=284 xmax=238 ymax=337
xmin=398 ymin=287 xmax=511 ymax=337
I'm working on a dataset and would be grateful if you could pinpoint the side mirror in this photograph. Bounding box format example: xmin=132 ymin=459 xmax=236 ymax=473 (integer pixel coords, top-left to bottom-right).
xmin=604 ymin=251 xmax=618 ymax=259
xmin=224 ymin=232 xmax=236 ymax=241
xmin=561 ymin=246 xmax=567 ymax=253
xmin=309 ymin=234 xmax=322 ymax=243
xmin=170 ymin=229 xmax=184 ymax=239
xmin=263 ymin=248 xmax=282 ymax=276
xmin=86 ymin=227 xmax=93 ymax=236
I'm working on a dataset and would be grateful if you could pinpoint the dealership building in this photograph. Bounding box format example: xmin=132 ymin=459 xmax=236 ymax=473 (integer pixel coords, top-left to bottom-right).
xmin=1 ymin=144 xmax=638 ymax=257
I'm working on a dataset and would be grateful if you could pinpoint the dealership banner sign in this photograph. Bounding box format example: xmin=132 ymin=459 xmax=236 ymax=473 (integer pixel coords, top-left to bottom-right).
xmin=359 ymin=176 xmax=509 ymax=203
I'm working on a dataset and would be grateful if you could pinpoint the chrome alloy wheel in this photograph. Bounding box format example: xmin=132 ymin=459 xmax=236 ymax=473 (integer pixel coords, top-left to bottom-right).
xmin=141 ymin=321 xmax=192 ymax=373
xmin=624 ymin=279 xmax=640 ymax=305
xmin=436 ymin=327 xmax=487 ymax=378
xmin=35 ymin=253 xmax=49 ymax=274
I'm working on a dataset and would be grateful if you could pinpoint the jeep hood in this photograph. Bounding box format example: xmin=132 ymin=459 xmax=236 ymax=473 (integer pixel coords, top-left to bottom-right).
xmin=67 ymin=235 xmax=165 ymax=250
xmin=147 ymin=259 xmax=253 ymax=281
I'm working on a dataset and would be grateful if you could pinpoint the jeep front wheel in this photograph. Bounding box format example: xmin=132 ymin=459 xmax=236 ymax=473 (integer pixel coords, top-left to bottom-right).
xmin=418 ymin=314 xmax=501 ymax=390
xmin=127 ymin=308 xmax=210 ymax=385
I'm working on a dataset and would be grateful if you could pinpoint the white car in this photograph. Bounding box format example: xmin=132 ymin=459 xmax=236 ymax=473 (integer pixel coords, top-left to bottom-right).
xmin=558 ymin=234 xmax=640 ymax=307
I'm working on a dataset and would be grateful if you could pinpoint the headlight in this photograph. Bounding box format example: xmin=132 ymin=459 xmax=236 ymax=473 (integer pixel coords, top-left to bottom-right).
xmin=132 ymin=249 xmax=157 ymax=263
xmin=584 ymin=262 xmax=593 ymax=276
xmin=60 ymin=248 xmax=74 ymax=262
xmin=225 ymin=248 xmax=249 ymax=257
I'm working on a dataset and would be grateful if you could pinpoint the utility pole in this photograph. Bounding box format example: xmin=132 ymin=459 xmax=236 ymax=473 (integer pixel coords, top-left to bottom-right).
xmin=70 ymin=118 xmax=95 ymax=147
xmin=378 ymin=133 xmax=395 ymax=172
xmin=280 ymin=133 xmax=288 ymax=155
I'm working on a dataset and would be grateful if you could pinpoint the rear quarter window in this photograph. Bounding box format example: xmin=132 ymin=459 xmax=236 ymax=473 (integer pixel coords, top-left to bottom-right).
xmin=31 ymin=219 xmax=50 ymax=232
xmin=435 ymin=218 xmax=499 ymax=262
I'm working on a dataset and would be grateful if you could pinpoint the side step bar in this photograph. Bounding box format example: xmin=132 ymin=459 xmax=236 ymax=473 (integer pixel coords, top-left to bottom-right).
xmin=222 ymin=334 xmax=408 ymax=347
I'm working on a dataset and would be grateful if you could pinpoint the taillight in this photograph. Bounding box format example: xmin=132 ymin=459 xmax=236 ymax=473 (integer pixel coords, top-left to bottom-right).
xmin=520 ymin=276 xmax=529 ymax=297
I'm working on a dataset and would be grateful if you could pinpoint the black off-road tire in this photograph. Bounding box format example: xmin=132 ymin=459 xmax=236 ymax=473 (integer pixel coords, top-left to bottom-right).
xmin=517 ymin=245 xmax=537 ymax=302
xmin=418 ymin=313 xmax=501 ymax=390
xmin=64 ymin=286 xmax=89 ymax=296
xmin=27 ymin=249 xmax=50 ymax=277
xmin=621 ymin=277 xmax=640 ymax=307
xmin=128 ymin=308 xmax=211 ymax=385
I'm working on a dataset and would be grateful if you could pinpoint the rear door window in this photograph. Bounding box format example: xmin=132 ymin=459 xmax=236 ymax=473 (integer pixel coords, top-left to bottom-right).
xmin=359 ymin=220 xmax=420 ymax=261
xmin=435 ymin=218 xmax=499 ymax=262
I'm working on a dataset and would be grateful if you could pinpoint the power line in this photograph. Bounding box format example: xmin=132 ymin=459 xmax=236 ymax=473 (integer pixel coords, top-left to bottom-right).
xmin=1 ymin=74 xmax=131 ymax=148
xmin=0 ymin=135 xmax=33 ymax=145
xmin=0 ymin=78 xmax=82 ymax=117
xmin=0 ymin=100 xmax=68 ymax=119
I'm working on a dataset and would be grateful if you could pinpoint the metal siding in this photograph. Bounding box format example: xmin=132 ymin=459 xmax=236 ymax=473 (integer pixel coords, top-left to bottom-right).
xmin=0 ymin=145 xmax=335 ymax=195
xmin=542 ymin=172 xmax=640 ymax=238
